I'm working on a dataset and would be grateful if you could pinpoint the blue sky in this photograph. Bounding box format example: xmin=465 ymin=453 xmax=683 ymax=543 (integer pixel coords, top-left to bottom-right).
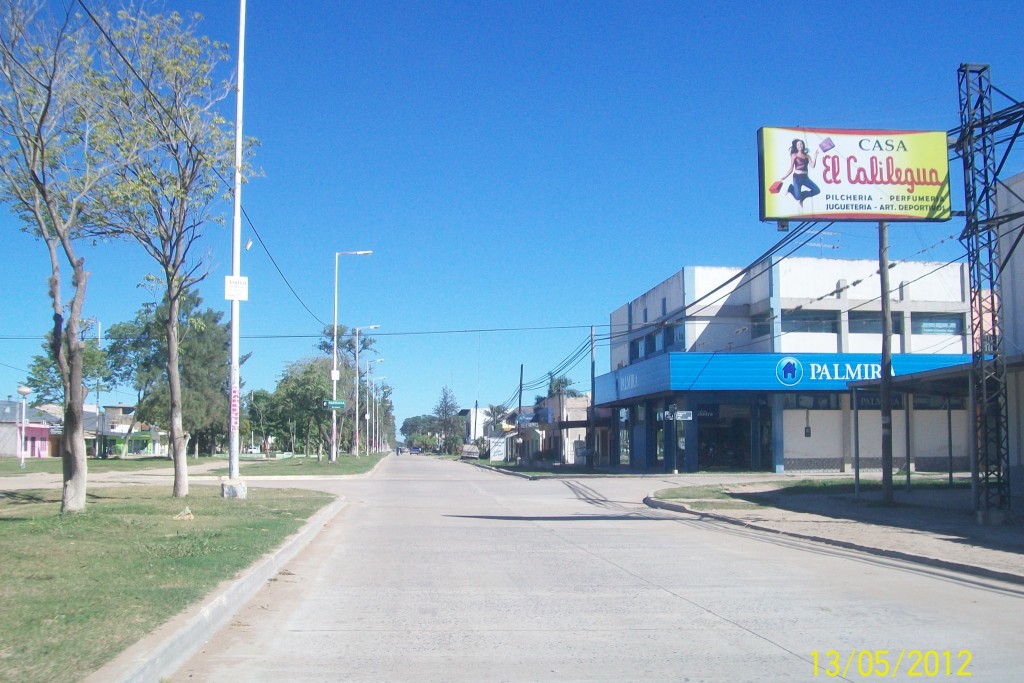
xmin=2 ymin=0 xmax=1023 ymax=429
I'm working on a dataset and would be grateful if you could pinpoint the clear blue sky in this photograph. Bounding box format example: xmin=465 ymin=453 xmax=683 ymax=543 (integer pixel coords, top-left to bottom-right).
xmin=2 ymin=0 xmax=1023 ymax=430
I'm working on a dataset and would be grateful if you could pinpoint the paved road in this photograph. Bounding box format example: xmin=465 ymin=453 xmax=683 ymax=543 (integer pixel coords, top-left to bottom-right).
xmin=172 ymin=455 xmax=1024 ymax=682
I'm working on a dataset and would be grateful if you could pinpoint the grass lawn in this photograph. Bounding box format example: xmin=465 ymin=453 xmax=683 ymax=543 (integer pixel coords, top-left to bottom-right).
xmin=0 ymin=485 xmax=334 ymax=683
xmin=208 ymin=452 xmax=385 ymax=476
xmin=0 ymin=456 xmax=220 ymax=477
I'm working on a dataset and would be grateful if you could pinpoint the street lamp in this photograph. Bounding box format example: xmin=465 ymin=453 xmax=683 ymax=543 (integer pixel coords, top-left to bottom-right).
xmin=331 ymin=250 xmax=372 ymax=463
xmin=374 ymin=376 xmax=387 ymax=452
xmin=351 ymin=325 xmax=379 ymax=456
xmin=17 ymin=386 xmax=31 ymax=468
xmin=365 ymin=359 xmax=383 ymax=454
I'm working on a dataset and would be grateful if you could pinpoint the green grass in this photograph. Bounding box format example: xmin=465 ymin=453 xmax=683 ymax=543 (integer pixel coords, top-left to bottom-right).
xmin=0 ymin=485 xmax=334 ymax=683
xmin=208 ymin=452 xmax=385 ymax=476
xmin=0 ymin=456 xmax=221 ymax=477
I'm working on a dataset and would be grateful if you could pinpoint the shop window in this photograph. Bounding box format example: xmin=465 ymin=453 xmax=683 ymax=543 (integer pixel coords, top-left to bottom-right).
xmin=911 ymin=313 xmax=964 ymax=336
xmin=783 ymin=393 xmax=840 ymax=409
xmin=781 ymin=309 xmax=839 ymax=334
xmin=913 ymin=394 xmax=966 ymax=410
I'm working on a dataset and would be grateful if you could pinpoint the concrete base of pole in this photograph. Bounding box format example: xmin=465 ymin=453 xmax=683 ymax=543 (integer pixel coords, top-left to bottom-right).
xmin=221 ymin=478 xmax=248 ymax=500
xmin=975 ymin=509 xmax=1008 ymax=526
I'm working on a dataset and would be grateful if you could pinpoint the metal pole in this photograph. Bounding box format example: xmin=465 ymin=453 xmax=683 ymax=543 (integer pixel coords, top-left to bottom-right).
xmin=853 ymin=388 xmax=861 ymax=499
xmin=227 ymin=0 xmax=247 ymax=482
xmin=879 ymin=221 xmax=894 ymax=503
xmin=19 ymin=391 xmax=26 ymax=468
xmin=947 ymin=399 xmax=954 ymax=486
xmin=905 ymin=391 xmax=912 ymax=492
xmin=364 ymin=358 xmax=370 ymax=455
xmin=353 ymin=329 xmax=360 ymax=456
xmin=331 ymin=253 xmax=339 ymax=463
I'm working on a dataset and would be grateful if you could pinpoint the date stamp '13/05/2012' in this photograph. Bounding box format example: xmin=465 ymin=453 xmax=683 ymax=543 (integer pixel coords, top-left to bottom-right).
xmin=811 ymin=650 xmax=973 ymax=678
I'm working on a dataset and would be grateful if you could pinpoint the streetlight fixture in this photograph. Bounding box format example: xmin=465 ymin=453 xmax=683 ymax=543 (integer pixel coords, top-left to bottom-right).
xmin=351 ymin=325 xmax=379 ymax=456
xmin=331 ymin=250 xmax=372 ymax=463
xmin=17 ymin=386 xmax=31 ymax=468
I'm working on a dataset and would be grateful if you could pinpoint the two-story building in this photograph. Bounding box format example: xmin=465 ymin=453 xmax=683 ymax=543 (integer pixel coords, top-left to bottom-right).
xmin=595 ymin=256 xmax=972 ymax=473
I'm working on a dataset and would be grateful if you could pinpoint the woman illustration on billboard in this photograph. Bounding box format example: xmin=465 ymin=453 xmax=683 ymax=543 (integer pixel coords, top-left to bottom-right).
xmin=779 ymin=139 xmax=820 ymax=208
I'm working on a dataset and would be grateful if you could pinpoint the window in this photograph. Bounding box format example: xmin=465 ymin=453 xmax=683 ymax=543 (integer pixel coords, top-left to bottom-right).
xmin=674 ymin=325 xmax=686 ymax=346
xmin=849 ymin=311 xmax=903 ymax=334
xmin=661 ymin=297 xmax=667 ymax=316
xmin=781 ymin=309 xmax=839 ymax=334
xmin=911 ymin=313 xmax=964 ymax=336
xmin=752 ymin=313 xmax=772 ymax=338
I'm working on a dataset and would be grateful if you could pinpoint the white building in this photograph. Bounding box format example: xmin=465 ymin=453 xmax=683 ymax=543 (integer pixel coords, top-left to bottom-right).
xmin=997 ymin=170 xmax=1024 ymax=508
xmin=596 ymin=255 xmax=971 ymax=473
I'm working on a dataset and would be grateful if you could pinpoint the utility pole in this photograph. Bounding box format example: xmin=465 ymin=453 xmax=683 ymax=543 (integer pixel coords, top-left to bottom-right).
xmin=517 ymin=364 xmax=523 ymax=465
xmin=588 ymin=325 xmax=596 ymax=468
xmin=879 ymin=221 xmax=894 ymax=503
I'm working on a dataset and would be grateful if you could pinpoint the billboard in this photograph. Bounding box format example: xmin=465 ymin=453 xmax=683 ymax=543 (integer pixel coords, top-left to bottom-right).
xmin=758 ymin=127 xmax=951 ymax=222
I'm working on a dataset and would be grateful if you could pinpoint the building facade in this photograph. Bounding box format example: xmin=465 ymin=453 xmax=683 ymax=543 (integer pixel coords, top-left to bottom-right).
xmin=997 ymin=170 xmax=1024 ymax=508
xmin=595 ymin=256 xmax=972 ymax=473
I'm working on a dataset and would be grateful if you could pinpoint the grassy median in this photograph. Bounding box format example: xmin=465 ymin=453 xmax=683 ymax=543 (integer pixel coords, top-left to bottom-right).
xmin=0 ymin=485 xmax=334 ymax=683
xmin=0 ymin=456 xmax=237 ymax=477
xmin=208 ymin=452 xmax=385 ymax=476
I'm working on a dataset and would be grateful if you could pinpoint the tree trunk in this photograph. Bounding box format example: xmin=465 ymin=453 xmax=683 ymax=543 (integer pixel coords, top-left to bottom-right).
xmin=166 ymin=293 xmax=189 ymax=497
xmin=49 ymin=243 xmax=89 ymax=514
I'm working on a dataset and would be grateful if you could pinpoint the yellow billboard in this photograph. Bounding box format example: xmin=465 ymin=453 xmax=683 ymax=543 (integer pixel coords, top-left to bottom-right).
xmin=758 ymin=127 xmax=951 ymax=222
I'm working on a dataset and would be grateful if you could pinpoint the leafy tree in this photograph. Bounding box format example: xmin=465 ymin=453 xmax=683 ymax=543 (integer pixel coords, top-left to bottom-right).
xmin=132 ymin=293 xmax=234 ymax=457
xmin=246 ymin=388 xmax=272 ymax=452
xmin=0 ymin=2 xmax=131 ymax=512
xmin=272 ymin=358 xmax=333 ymax=459
xmin=105 ymin=304 xmax=163 ymax=457
xmin=90 ymin=9 xmax=240 ymax=497
xmin=26 ymin=323 xmax=108 ymax=407
xmin=547 ymin=374 xmax=581 ymax=398
xmin=317 ymin=324 xmax=376 ymax=367
xmin=401 ymin=415 xmax=439 ymax=440
xmin=434 ymin=386 xmax=464 ymax=455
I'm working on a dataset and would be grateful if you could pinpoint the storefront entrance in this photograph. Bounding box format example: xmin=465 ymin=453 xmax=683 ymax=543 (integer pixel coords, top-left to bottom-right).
xmin=697 ymin=403 xmax=752 ymax=470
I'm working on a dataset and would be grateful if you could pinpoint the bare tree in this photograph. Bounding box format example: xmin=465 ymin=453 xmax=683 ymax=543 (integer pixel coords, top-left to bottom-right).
xmin=91 ymin=8 xmax=237 ymax=497
xmin=0 ymin=2 xmax=125 ymax=512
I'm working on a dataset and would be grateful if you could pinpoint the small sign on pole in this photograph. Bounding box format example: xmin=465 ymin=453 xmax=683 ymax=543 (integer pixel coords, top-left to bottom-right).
xmin=323 ymin=400 xmax=346 ymax=409
xmin=675 ymin=411 xmax=693 ymax=421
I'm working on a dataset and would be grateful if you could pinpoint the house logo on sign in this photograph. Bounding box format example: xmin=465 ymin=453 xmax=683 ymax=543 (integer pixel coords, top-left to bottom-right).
xmin=775 ymin=356 xmax=803 ymax=387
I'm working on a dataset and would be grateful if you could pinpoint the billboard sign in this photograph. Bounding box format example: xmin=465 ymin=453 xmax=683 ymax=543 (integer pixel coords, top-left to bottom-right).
xmin=758 ymin=127 xmax=951 ymax=222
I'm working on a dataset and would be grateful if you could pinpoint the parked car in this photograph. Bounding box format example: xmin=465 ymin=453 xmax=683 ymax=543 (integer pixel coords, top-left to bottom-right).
xmin=410 ymin=447 xmax=422 ymax=454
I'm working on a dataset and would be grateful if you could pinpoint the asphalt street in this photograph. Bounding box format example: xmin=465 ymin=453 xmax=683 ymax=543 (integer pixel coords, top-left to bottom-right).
xmin=163 ymin=455 xmax=1024 ymax=682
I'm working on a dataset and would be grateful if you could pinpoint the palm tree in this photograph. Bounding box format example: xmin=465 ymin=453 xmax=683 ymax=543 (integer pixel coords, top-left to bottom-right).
xmin=485 ymin=404 xmax=508 ymax=435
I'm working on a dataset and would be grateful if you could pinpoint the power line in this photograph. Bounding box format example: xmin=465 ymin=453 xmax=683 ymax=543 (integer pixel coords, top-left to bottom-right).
xmin=75 ymin=0 xmax=327 ymax=327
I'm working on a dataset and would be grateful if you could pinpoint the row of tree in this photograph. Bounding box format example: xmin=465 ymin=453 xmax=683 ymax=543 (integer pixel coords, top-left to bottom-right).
xmin=1 ymin=2 xmax=245 ymax=511
xmin=248 ymin=324 xmax=394 ymax=458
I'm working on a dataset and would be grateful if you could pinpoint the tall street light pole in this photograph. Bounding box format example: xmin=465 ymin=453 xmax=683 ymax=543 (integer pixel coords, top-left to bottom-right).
xmin=352 ymin=325 xmax=379 ymax=456
xmin=364 ymin=358 xmax=382 ymax=453
xmin=375 ymin=376 xmax=387 ymax=452
xmin=17 ymin=385 xmax=31 ymax=468
xmin=331 ymin=251 xmax=372 ymax=463
xmin=225 ymin=0 xmax=247 ymax=495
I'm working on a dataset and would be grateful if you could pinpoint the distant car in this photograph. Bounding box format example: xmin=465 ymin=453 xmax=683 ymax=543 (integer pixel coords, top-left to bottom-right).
xmin=410 ymin=447 xmax=422 ymax=454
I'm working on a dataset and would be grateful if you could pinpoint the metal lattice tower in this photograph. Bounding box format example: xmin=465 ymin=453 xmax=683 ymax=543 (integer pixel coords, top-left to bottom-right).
xmin=956 ymin=64 xmax=1010 ymax=513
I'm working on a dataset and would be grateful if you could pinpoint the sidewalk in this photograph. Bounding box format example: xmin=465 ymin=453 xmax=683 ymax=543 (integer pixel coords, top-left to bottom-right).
xmin=646 ymin=484 xmax=1024 ymax=585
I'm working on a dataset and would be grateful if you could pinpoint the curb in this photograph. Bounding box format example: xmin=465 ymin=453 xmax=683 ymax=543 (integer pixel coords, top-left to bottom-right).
xmin=84 ymin=495 xmax=350 ymax=683
xmin=643 ymin=496 xmax=1024 ymax=587
xmin=464 ymin=460 xmax=537 ymax=480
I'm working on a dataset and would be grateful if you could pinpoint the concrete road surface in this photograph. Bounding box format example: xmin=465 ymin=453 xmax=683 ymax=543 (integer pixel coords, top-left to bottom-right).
xmin=172 ymin=455 xmax=1024 ymax=682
